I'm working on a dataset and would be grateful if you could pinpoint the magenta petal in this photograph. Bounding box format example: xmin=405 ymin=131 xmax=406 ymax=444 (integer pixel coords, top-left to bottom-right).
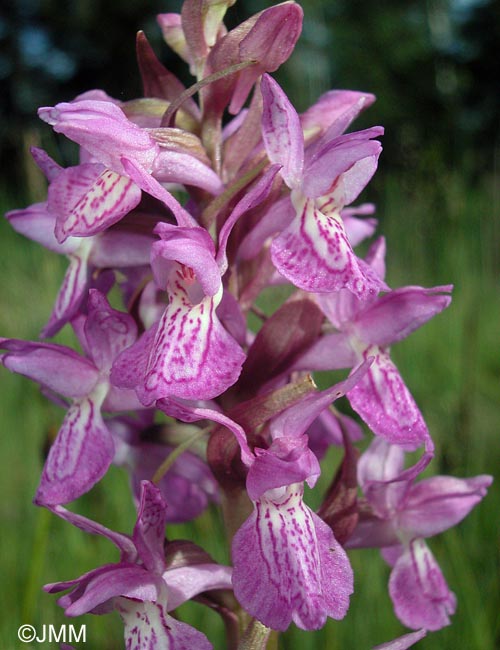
xmin=306 ymin=408 xmax=364 ymax=459
xmin=347 ymin=349 xmax=429 ymax=450
xmin=316 ymin=287 xmax=365 ymax=330
xmin=372 ymin=628 xmax=427 ymax=650
xmin=164 ymin=564 xmax=233 ymax=611
xmin=228 ymin=4 xmax=303 ymax=115
xmin=261 ymin=74 xmax=304 ymax=189
xmin=357 ymin=439 xmax=409 ymax=520
xmin=30 ymin=146 xmax=63 ymax=182
xmin=139 ymin=296 xmax=245 ymax=403
xmin=35 ymin=393 xmax=115 ymax=505
xmin=6 ymin=203 xmax=77 ymax=254
xmin=153 ymin=150 xmax=222 ymax=194
xmin=45 ymin=563 xmax=118 ymax=597
xmin=344 ymin=515 xmax=398 ymax=549
xmin=217 ymin=164 xmax=281 ymax=271
xmin=365 ymin=235 xmax=387 ymax=282
xmin=343 ymin=210 xmax=378 ymax=246
xmin=110 ymin=323 xmax=159 ymax=391
xmin=49 ymin=505 xmax=136 ymax=560
xmin=117 ymin=594 xmax=212 ymax=650
xmin=38 ymin=100 xmax=158 ymax=173
xmin=237 ymin=196 xmax=295 ymax=261
xmin=381 ymin=544 xmax=404 ymax=567
xmin=42 ymin=245 xmax=92 ymax=337
xmin=133 ymin=481 xmax=168 ymax=574
xmin=303 ymin=135 xmax=382 ymax=200
xmin=270 ymin=361 xmax=370 ymax=441
xmin=48 ymin=164 xmax=141 ymax=242
xmin=121 ymin=157 xmax=197 ymax=228
xmin=301 ymin=90 xmax=376 ymax=139
xmin=156 ymin=403 xmax=253 ymax=467
xmin=152 ymin=224 xmax=220 ymax=298
xmin=64 ymin=565 xmax=162 ymax=616
xmin=389 ymin=539 xmax=456 ymax=631
xmin=246 ymin=436 xmax=320 ymax=500
xmin=271 ymin=196 xmax=382 ymax=297
xmin=292 ymin=333 xmax=356 ymax=372
xmin=124 ymin=442 xmax=218 ymax=523
xmin=400 ymin=474 xmax=493 ymax=538
xmin=232 ymin=486 xmax=353 ymax=631
xmin=0 ymin=339 xmax=98 ymax=398
xmin=216 ymin=290 xmax=247 ymax=347
xmin=339 ymin=153 xmax=381 ymax=206
xmin=358 ymin=437 xmax=405 ymax=489
xmin=353 ymin=285 xmax=453 ymax=347
xmin=90 ymin=230 xmax=153 ymax=268
xmin=85 ymin=290 xmax=138 ymax=372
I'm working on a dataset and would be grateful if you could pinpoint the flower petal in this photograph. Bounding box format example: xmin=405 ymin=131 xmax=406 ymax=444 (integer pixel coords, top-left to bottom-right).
xmin=117 ymin=592 xmax=212 ymax=650
xmin=48 ymin=164 xmax=142 ymax=243
xmin=49 ymin=506 xmax=136 ymax=560
xmin=42 ymin=241 xmax=93 ymax=337
xmin=30 ymin=146 xmax=63 ymax=181
xmin=238 ymin=195 xmax=294 ymax=261
xmin=6 ymin=203 xmax=77 ymax=254
xmin=153 ymin=149 xmax=223 ymax=194
xmin=303 ymin=129 xmax=382 ymax=200
xmin=358 ymin=437 xmax=406 ymax=491
xmin=246 ymin=435 xmax=320 ymax=500
xmin=38 ymin=99 xmax=158 ymax=173
xmin=301 ymin=90 xmax=376 ymax=140
xmin=291 ymin=332 xmax=356 ymax=372
xmin=152 ymin=224 xmax=219 ymax=298
xmin=372 ymin=628 xmax=427 ymax=650
xmin=139 ymin=293 xmax=245 ymax=403
xmin=270 ymin=361 xmax=370 ymax=441
xmin=306 ymin=408 xmax=364 ymax=459
xmin=271 ymin=195 xmax=382 ymax=297
xmin=110 ymin=323 xmax=159 ymax=391
xmin=353 ymin=285 xmax=453 ymax=347
xmin=64 ymin=565 xmax=162 ymax=616
xmin=133 ymin=481 xmax=168 ymax=574
xmin=345 ymin=514 xmax=398 ymax=549
xmin=229 ymin=4 xmax=303 ymax=115
xmin=347 ymin=349 xmax=429 ymax=450
xmin=261 ymin=74 xmax=304 ymax=189
xmin=216 ymin=164 xmax=281 ymax=272
xmin=0 ymin=339 xmax=98 ymax=398
xmin=120 ymin=157 xmax=197 ymax=228
xmin=122 ymin=441 xmax=218 ymax=523
xmin=342 ymin=204 xmax=378 ymax=246
xmin=84 ymin=290 xmax=138 ymax=372
xmin=164 ymin=564 xmax=233 ymax=611
xmin=389 ymin=539 xmax=456 ymax=631
xmin=232 ymin=485 xmax=353 ymax=631
xmin=35 ymin=390 xmax=115 ymax=505
xmin=400 ymin=474 xmax=493 ymax=538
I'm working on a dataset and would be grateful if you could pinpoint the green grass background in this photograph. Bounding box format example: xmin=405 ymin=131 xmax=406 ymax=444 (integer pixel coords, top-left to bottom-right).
xmin=0 ymin=165 xmax=498 ymax=649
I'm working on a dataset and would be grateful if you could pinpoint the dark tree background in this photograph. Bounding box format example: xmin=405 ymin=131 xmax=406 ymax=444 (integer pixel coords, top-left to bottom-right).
xmin=0 ymin=0 xmax=498 ymax=191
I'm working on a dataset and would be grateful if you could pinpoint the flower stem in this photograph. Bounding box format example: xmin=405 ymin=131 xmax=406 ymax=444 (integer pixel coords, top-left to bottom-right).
xmin=152 ymin=427 xmax=209 ymax=484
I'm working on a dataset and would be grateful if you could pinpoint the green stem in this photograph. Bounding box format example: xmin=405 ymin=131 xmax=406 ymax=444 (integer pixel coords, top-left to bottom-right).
xmin=200 ymin=157 xmax=268 ymax=229
xmin=237 ymin=619 xmax=278 ymax=650
xmin=22 ymin=506 xmax=51 ymax=624
xmin=152 ymin=427 xmax=209 ymax=485
xmin=161 ymin=60 xmax=257 ymax=128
